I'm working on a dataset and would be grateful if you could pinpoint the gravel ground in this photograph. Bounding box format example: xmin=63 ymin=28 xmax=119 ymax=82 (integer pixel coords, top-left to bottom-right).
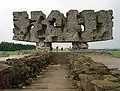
xmin=0 ymin=54 xmax=30 ymax=62
xmin=86 ymin=53 xmax=120 ymax=70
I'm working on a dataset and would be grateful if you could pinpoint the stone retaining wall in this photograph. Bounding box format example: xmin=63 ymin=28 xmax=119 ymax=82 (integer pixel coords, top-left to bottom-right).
xmin=0 ymin=52 xmax=51 ymax=89
xmin=67 ymin=53 xmax=120 ymax=91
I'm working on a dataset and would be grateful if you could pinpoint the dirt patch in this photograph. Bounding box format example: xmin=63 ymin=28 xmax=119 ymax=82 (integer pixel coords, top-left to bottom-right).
xmin=0 ymin=54 xmax=30 ymax=62
xmin=85 ymin=52 xmax=120 ymax=70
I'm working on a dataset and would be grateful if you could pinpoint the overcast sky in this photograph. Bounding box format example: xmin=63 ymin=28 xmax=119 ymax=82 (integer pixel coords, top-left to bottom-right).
xmin=0 ymin=0 xmax=119 ymax=49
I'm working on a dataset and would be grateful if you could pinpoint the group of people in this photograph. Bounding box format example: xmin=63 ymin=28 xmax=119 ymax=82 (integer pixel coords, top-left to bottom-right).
xmin=56 ymin=46 xmax=63 ymax=51
xmin=50 ymin=46 xmax=64 ymax=51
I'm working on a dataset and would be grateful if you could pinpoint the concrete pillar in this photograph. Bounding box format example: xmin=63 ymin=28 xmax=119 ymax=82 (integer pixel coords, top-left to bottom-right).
xmin=72 ymin=42 xmax=88 ymax=50
xmin=36 ymin=42 xmax=52 ymax=51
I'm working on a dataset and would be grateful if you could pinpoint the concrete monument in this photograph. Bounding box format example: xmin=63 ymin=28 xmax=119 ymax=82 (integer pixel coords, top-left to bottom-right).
xmin=13 ymin=10 xmax=113 ymax=50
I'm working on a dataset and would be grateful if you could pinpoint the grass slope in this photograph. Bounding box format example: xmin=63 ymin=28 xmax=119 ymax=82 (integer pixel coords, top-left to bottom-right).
xmin=107 ymin=51 xmax=120 ymax=57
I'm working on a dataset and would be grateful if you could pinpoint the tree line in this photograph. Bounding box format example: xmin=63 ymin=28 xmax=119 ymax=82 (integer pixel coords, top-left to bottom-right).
xmin=0 ymin=42 xmax=36 ymax=51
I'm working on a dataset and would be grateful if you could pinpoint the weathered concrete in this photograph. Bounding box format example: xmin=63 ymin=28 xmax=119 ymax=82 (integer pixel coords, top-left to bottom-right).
xmin=72 ymin=42 xmax=88 ymax=50
xmin=67 ymin=52 xmax=120 ymax=91
xmin=0 ymin=52 xmax=51 ymax=89
xmin=0 ymin=63 xmax=12 ymax=89
xmin=13 ymin=10 xmax=113 ymax=50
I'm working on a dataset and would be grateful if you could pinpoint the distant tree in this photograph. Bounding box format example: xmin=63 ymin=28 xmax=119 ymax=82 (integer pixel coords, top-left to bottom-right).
xmin=0 ymin=41 xmax=36 ymax=51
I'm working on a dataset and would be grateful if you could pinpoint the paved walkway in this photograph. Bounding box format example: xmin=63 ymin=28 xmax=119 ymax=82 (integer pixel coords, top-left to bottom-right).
xmin=86 ymin=53 xmax=120 ymax=70
xmin=27 ymin=64 xmax=77 ymax=91
xmin=3 ymin=64 xmax=78 ymax=91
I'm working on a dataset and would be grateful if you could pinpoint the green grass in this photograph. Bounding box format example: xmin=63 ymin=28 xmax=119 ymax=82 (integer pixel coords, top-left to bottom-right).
xmin=0 ymin=51 xmax=18 ymax=55
xmin=107 ymin=51 xmax=120 ymax=57
xmin=0 ymin=49 xmax=36 ymax=55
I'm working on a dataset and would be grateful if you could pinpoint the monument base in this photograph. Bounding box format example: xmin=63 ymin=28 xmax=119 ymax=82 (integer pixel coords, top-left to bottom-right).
xmin=72 ymin=42 xmax=88 ymax=50
xmin=36 ymin=42 xmax=52 ymax=52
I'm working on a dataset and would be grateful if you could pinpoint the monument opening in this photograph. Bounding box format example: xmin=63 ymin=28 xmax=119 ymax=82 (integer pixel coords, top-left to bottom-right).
xmin=31 ymin=25 xmax=34 ymax=29
xmin=52 ymin=43 xmax=72 ymax=51
xmin=81 ymin=25 xmax=85 ymax=32
xmin=12 ymin=10 xmax=113 ymax=51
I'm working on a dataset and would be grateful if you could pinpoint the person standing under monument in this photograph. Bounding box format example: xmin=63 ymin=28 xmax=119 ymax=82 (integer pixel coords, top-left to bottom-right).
xmin=56 ymin=46 xmax=58 ymax=51
xmin=61 ymin=47 xmax=63 ymax=51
